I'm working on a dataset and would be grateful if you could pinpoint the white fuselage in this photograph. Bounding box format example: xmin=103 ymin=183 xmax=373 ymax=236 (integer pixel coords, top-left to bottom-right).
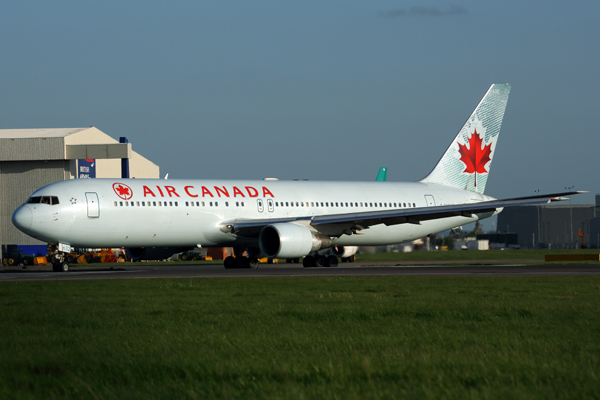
xmin=13 ymin=178 xmax=496 ymax=249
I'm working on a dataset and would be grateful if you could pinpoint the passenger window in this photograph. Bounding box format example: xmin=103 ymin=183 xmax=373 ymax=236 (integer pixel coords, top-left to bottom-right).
xmin=210 ymin=202 xmax=213 ymax=207
xmin=413 ymin=203 xmax=416 ymax=207
xmin=114 ymin=201 xmax=117 ymax=206
xmin=202 ymin=202 xmax=205 ymax=206
xmin=215 ymin=202 xmax=218 ymax=206
xmin=196 ymin=202 xmax=199 ymax=206
xmin=237 ymin=202 xmax=240 ymax=207
xmin=225 ymin=202 xmax=229 ymax=207
xmin=120 ymin=201 xmax=123 ymax=206
xmin=174 ymin=202 xmax=178 ymax=206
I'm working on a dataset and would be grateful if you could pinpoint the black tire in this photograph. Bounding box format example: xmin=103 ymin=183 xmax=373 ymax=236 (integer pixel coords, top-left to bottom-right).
xmin=248 ymin=257 xmax=259 ymax=269
xmin=52 ymin=263 xmax=61 ymax=272
xmin=236 ymin=257 xmax=250 ymax=269
xmin=224 ymin=256 xmax=236 ymax=269
xmin=348 ymin=256 xmax=355 ymax=263
xmin=267 ymin=258 xmax=274 ymax=264
xmin=315 ymin=255 xmax=328 ymax=268
xmin=61 ymin=263 xmax=70 ymax=272
xmin=293 ymin=258 xmax=300 ymax=264
xmin=23 ymin=258 xmax=30 ymax=266
xmin=286 ymin=258 xmax=293 ymax=264
xmin=2 ymin=258 xmax=8 ymax=266
xmin=66 ymin=255 xmax=75 ymax=264
xmin=8 ymin=258 xmax=16 ymax=266
xmin=181 ymin=253 xmax=189 ymax=261
xmin=302 ymin=256 xmax=315 ymax=268
xmin=327 ymin=255 xmax=339 ymax=268
xmin=192 ymin=255 xmax=200 ymax=261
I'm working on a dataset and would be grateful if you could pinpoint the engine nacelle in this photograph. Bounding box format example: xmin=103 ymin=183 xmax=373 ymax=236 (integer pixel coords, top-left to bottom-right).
xmin=331 ymin=245 xmax=358 ymax=258
xmin=259 ymin=223 xmax=332 ymax=259
xmin=126 ymin=247 xmax=193 ymax=261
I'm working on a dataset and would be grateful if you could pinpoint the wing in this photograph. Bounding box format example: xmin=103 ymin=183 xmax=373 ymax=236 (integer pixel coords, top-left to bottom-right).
xmin=224 ymin=191 xmax=585 ymax=238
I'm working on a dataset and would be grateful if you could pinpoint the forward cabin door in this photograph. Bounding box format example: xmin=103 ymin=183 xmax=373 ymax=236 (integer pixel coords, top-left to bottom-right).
xmin=85 ymin=192 xmax=100 ymax=218
xmin=424 ymin=195 xmax=436 ymax=207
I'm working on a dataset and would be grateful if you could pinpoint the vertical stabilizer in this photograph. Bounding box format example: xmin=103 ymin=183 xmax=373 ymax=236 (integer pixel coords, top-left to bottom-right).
xmin=419 ymin=83 xmax=511 ymax=194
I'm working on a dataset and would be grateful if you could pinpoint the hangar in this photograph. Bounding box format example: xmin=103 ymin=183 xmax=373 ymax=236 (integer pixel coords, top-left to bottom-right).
xmin=0 ymin=127 xmax=159 ymax=261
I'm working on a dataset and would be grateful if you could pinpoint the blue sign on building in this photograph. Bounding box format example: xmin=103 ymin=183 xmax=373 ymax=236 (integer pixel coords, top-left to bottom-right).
xmin=78 ymin=159 xmax=96 ymax=178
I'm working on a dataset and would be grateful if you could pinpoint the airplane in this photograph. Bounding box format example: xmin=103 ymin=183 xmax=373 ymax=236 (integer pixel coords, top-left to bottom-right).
xmin=12 ymin=83 xmax=584 ymax=272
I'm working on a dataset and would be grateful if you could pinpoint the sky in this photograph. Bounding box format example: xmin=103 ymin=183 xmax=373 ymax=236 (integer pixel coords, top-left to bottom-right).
xmin=1 ymin=1 xmax=599 ymax=228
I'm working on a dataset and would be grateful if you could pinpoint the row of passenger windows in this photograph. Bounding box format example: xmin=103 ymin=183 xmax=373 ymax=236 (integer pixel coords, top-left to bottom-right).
xmin=114 ymin=201 xmax=246 ymax=207
xmin=273 ymin=201 xmax=417 ymax=208
xmin=113 ymin=200 xmax=417 ymax=208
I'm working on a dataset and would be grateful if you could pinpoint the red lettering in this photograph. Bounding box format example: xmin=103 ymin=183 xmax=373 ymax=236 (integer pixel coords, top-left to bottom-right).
xmin=184 ymin=186 xmax=198 ymax=197
xmin=262 ymin=187 xmax=274 ymax=198
xmin=214 ymin=186 xmax=230 ymax=197
xmin=143 ymin=186 xmax=156 ymax=197
xmin=245 ymin=186 xmax=259 ymax=197
xmin=232 ymin=186 xmax=245 ymax=197
xmin=156 ymin=186 xmax=164 ymax=197
xmin=201 ymin=186 xmax=214 ymax=197
xmin=165 ymin=186 xmax=180 ymax=197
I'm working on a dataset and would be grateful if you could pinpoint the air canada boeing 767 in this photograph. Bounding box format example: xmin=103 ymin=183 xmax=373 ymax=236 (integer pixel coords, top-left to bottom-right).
xmin=12 ymin=84 xmax=583 ymax=271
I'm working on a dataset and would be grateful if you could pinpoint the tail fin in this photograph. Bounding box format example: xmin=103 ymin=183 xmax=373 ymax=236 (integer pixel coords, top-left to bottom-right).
xmin=419 ymin=83 xmax=511 ymax=194
xmin=376 ymin=167 xmax=387 ymax=181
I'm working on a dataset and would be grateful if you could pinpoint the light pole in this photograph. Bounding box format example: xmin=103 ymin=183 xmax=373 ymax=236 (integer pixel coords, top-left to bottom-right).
xmin=535 ymin=189 xmax=540 ymax=248
xmin=565 ymin=186 xmax=575 ymax=249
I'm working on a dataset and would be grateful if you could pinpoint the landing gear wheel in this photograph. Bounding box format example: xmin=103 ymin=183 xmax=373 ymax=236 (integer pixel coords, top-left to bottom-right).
xmin=224 ymin=256 xmax=236 ymax=269
xmin=293 ymin=258 xmax=300 ymax=264
xmin=286 ymin=259 xmax=293 ymax=264
xmin=315 ymin=255 xmax=328 ymax=268
xmin=248 ymin=257 xmax=260 ymax=269
xmin=52 ymin=263 xmax=61 ymax=272
xmin=236 ymin=257 xmax=250 ymax=269
xmin=267 ymin=258 xmax=274 ymax=264
xmin=327 ymin=255 xmax=339 ymax=268
xmin=303 ymin=256 xmax=315 ymax=268
xmin=348 ymin=256 xmax=355 ymax=263
xmin=61 ymin=263 xmax=70 ymax=272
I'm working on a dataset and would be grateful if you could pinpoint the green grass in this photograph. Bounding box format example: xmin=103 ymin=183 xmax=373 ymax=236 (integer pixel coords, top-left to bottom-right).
xmin=1 ymin=276 xmax=600 ymax=399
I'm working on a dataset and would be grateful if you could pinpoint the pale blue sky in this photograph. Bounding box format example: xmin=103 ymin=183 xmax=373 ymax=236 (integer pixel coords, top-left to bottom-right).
xmin=1 ymin=1 xmax=598 ymax=210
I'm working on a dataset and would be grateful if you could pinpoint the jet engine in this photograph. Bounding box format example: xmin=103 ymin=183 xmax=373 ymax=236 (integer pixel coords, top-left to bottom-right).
xmin=259 ymin=223 xmax=332 ymax=259
xmin=331 ymin=245 xmax=358 ymax=259
xmin=126 ymin=247 xmax=193 ymax=261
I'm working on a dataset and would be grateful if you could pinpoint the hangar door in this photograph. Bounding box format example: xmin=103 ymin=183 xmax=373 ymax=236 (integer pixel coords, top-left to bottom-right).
xmin=85 ymin=192 xmax=100 ymax=218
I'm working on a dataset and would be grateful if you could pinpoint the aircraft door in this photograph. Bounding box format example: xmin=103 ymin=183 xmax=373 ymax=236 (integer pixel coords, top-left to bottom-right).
xmin=257 ymin=199 xmax=264 ymax=213
xmin=85 ymin=192 xmax=100 ymax=218
xmin=424 ymin=195 xmax=436 ymax=207
xmin=267 ymin=199 xmax=274 ymax=212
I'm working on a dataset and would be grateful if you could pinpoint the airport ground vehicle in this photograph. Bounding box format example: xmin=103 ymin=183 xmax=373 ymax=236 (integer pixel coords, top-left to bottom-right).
xmin=2 ymin=249 xmax=33 ymax=267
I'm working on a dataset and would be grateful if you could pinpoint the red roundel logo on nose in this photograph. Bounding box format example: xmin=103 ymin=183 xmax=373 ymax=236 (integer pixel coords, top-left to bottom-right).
xmin=113 ymin=183 xmax=133 ymax=200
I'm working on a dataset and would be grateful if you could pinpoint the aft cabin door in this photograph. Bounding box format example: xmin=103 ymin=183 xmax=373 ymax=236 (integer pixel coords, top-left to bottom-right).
xmin=424 ymin=195 xmax=436 ymax=207
xmin=85 ymin=192 xmax=100 ymax=218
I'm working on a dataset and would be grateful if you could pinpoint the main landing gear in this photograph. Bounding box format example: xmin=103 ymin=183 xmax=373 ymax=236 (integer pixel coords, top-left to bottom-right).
xmin=302 ymin=255 xmax=339 ymax=268
xmin=223 ymin=247 xmax=259 ymax=269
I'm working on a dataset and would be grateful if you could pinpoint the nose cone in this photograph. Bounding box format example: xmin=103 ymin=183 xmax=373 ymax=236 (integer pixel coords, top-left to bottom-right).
xmin=12 ymin=206 xmax=33 ymax=232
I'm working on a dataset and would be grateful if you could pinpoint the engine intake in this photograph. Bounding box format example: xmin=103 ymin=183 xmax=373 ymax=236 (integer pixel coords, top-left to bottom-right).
xmin=259 ymin=223 xmax=332 ymax=259
xmin=331 ymin=245 xmax=358 ymax=258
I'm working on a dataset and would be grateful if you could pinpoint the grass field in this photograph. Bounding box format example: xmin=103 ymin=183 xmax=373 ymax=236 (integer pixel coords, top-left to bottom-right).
xmin=2 ymin=276 xmax=600 ymax=399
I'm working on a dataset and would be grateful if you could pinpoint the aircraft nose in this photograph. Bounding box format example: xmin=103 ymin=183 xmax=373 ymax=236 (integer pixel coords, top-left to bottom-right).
xmin=12 ymin=206 xmax=33 ymax=232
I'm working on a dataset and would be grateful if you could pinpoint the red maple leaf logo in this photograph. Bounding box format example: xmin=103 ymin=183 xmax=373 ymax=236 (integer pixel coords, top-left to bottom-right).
xmin=457 ymin=129 xmax=492 ymax=187
xmin=113 ymin=183 xmax=133 ymax=200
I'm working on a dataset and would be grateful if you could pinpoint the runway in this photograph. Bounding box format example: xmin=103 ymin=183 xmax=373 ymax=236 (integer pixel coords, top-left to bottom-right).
xmin=1 ymin=262 xmax=599 ymax=282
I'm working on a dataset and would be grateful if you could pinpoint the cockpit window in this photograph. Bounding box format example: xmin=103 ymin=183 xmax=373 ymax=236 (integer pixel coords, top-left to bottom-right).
xmin=27 ymin=196 xmax=59 ymax=205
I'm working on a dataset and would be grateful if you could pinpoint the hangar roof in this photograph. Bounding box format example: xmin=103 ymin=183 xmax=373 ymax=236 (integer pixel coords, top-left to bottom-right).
xmin=0 ymin=128 xmax=88 ymax=139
